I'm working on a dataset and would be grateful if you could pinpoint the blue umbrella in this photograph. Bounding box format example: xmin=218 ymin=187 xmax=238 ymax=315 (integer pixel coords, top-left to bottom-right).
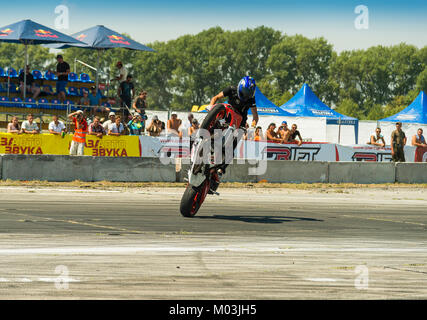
xmin=0 ymin=19 xmax=84 ymax=99
xmin=47 ymin=25 xmax=155 ymax=90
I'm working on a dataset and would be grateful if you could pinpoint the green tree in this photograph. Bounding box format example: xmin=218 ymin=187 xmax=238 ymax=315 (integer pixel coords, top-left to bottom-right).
xmin=0 ymin=43 xmax=55 ymax=71
xmin=267 ymin=35 xmax=334 ymax=102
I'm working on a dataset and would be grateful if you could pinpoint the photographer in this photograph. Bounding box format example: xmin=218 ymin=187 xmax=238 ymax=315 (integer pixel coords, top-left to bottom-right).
xmin=146 ymin=115 xmax=163 ymax=137
xmin=68 ymin=110 xmax=88 ymax=156
xmin=127 ymin=113 xmax=147 ymax=135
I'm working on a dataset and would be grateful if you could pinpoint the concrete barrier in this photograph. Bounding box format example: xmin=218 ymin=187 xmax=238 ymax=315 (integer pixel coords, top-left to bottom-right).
xmin=395 ymin=163 xmax=427 ymax=184
xmin=1 ymin=155 xmax=175 ymax=182
xmin=329 ymin=162 xmax=396 ymax=184
xmin=1 ymin=154 xmax=427 ymax=184
xmin=257 ymin=160 xmax=329 ymax=183
xmin=92 ymin=157 xmax=175 ymax=182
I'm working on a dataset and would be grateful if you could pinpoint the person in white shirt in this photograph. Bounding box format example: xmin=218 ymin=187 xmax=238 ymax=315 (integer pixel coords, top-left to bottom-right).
xmin=102 ymin=112 xmax=116 ymax=131
xmin=48 ymin=115 xmax=66 ymax=135
xmin=108 ymin=116 xmax=124 ymax=136
xmin=113 ymin=61 xmax=128 ymax=83
xmin=21 ymin=114 xmax=39 ymax=134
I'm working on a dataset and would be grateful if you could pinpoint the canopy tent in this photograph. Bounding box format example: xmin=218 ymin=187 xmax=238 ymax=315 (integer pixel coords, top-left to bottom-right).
xmin=377 ymin=91 xmax=427 ymax=144
xmin=380 ymin=91 xmax=427 ymax=124
xmin=280 ymin=84 xmax=359 ymax=144
xmin=248 ymin=87 xmax=294 ymax=116
xmin=46 ymin=25 xmax=155 ymax=92
xmin=0 ymin=19 xmax=84 ymax=99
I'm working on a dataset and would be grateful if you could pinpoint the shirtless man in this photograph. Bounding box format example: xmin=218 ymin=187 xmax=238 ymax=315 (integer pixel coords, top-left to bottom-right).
xmin=266 ymin=123 xmax=282 ymax=143
xmin=167 ymin=113 xmax=182 ymax=137
xmin=368 ymin=127 xmax=386 ymax=147
xmin=412 ymin=128 xmax=427 ymax=148
xmin=277 ymin=121 xmax=291 ymax=143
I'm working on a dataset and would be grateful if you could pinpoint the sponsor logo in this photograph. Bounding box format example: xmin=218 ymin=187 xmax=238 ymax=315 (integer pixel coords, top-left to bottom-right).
xmin=34 ymin=29 xmax=59 ymax=39
xmin=108 ymin=35 xmax=130 ymax=45
xmin=257 ymin=108 xmax=279 ymax=113
xmin=0 ymin=28 xmax=13 ymax=36
xmin=312 ymin=110 xmax=333 ymax=116
xmin=396 ymin=114 xmax=416 ymax=120
xmin=351 ymin=152 xmax=392 ymax=162
xmin=76 ymin=33 xmax=87 ymax=41
xmin=263 ymin=145 xmax=321 ymax=161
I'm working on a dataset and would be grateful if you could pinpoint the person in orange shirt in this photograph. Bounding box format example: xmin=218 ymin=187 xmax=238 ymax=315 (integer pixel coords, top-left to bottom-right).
xmin=68 ymin=110 xmax=88 ymax=156
xmin=253 ymin=126 xmax=263 ymax=141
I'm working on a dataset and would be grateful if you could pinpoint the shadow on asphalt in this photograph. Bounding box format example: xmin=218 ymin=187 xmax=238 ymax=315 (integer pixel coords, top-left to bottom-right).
xmin=195 ymin=215 xmax=323 ymax=224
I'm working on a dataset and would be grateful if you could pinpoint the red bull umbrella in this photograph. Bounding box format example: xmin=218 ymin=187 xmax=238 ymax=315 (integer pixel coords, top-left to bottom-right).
xmin=46 ymin=25 xmax=155 ymax=91
xmin=0 ymin=19 xmax=84 ymax=99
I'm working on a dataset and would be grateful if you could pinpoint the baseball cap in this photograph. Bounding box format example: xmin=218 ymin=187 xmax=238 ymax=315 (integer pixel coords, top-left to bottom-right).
xmin=153 ymin=115 xmax=159 ymax=120
xmin=77 ymin=110 xmax=83 ymax=114
xmin=108 ymin=112 xmax=116 ymax=117
xmin=282 ymin=121 xmax=287 ymax=125
xmin=56 ymin=54 xmax=63 ymax=59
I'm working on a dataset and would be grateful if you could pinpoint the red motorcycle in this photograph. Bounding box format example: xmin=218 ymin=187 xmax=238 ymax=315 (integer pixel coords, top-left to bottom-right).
xmin=180 ymin=103 xmax=243 ymax=217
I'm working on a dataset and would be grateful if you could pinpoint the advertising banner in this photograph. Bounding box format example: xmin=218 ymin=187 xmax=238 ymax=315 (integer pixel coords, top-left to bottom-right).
xmin=1 ymin=133 xmax=423 ymax=162
xmin=0 ymin=133 xmax=140 ymax=157
xmin=0 ymin=132 xmax=71 ymax=155
xmin=335 ymin=145 xmax=416 ymax=162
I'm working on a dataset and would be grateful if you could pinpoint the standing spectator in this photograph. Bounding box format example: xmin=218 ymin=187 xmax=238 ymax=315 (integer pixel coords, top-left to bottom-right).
xmin=146 ymin=115 xmax=163 ymax=137
xmin=167 ymin=113 xmax=182 ymax=137
xmin=114 ymin=61 xmax=128 ymax=84
xmin=127 ymin=113 xmax=146 ymax=135
xmin=88 ymin=86 xmax=101 ymax=106
xmin=108 ymin=116 xmax=124 ymax=136
xmin=289 ymin=124 xmax=303 ymax=146
xmin=88 ymin=116 xmax=106 ymax=138
xmin=79 ymin=90 xmax=91 ymax=113
xmin=277 ymin=121 xmax=291 ymax=143
xmin=391 ymin=122 xmax=407 ymax=162
xmin=19 ymin=65 xmax=40 ymax=100
xmin=54 ymin=55 xmax=70 ymax=103
xmin=48 ymin=115 xmax=66 ymax=135
xmin=7 ymin=116 xmax=21 ymax=133
xmin=119 ymin=75 xmax=135 ymax=120
xmin=412 ymin=128 xmax=427 ymax=147
xmin=133 ymin=90 xmax=148 ymax=115
xmin=68 ymin=110 xmax=88 ymax=156
xmin=367 ymin=127 xmax=386 ymax=147
xmin=88 ymin=86 xmax=110 ymax=116
xmin=21 ymin=114 xmax=40 ymax=134
xmin=265 ymin=123 xmax=281 ymax=143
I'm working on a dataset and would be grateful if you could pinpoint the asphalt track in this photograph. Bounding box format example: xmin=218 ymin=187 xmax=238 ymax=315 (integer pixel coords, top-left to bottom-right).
xmin=0 ymin=185 xmax=426 ymax=299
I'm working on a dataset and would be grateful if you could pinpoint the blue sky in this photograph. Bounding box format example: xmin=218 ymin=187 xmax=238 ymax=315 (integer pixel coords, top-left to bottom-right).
xmin=1 ymin=0 xmax=427 ymax=52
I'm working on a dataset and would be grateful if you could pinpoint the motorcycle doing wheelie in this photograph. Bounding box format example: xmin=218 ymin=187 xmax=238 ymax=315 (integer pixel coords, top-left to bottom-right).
xmin=179 ymin=103 xmax=244 ymax=217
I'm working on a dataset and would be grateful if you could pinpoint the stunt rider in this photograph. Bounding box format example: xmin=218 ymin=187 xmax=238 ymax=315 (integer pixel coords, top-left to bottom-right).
xmin=207 ymin=76 xmax=259 ymax=192
xmin=209 ymin=76 xmax=259 ymax=130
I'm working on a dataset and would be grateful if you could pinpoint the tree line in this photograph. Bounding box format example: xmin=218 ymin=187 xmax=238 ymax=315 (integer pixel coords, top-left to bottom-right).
xmin=1 ymin=26 xmax=426 ymax=120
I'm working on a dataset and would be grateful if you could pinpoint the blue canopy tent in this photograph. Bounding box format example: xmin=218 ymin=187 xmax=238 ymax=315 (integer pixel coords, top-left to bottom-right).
xmin=280 ymin=84 xmax=359 ymax=144
xmin=46 ymin=25 xmax=155 ymax=93
xmin=248 ymin=87 xmax=294 ymax=116
xmin=0 ymin=19 xmax=84 ymax=99
xmin=379 ymin=91 xmax=427 ymax=124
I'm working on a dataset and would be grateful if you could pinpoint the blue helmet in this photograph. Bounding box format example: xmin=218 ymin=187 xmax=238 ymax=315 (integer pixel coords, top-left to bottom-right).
xmin=237 ymin=76 xmax=256 ymax=101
